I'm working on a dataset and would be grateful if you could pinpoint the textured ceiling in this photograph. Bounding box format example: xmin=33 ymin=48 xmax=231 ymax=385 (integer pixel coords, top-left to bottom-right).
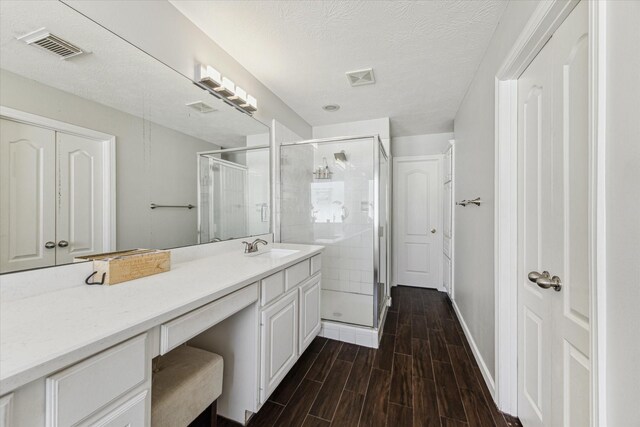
xmin=0 ymin=1 xmax=268 ymax=147
xmin=170 ymin=0 xmax=507 ymax=137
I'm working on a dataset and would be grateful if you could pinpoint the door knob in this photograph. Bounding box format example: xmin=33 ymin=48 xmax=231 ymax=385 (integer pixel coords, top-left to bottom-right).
xmin=45 ymin=241 xmax=56 ymax=249
xmin=528 ymin=270 xmax=549 ymax=283
xmin=536 ymin=275 xmax=562 ymax=292
xmin=431 ymin=228 xmax=436 ymax=234
xmin=58 ymin=240 xmax=69 ymax=248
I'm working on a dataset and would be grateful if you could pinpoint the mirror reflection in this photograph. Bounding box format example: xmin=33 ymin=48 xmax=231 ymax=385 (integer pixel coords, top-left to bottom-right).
xmin=0 ymin=1 xmax=270 ymax=274
xmin=198 ymin=145 xmax=270 ymax=243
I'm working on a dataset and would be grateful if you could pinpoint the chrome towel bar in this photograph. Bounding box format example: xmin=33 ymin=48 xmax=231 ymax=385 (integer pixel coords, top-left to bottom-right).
xmin=150 ymin=203 xmax=196 ymax=209
xmin=456 ymin=197 xmax=482 ymax=207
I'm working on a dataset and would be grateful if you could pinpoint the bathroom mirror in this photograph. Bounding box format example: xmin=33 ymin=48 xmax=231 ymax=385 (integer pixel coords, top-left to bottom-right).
xmin=0 ymin=1 xmax=271 ymax=274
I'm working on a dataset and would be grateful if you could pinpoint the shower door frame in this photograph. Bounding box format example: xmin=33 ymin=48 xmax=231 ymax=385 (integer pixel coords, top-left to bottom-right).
xmin=279 ymin=135 xmax=390 ymax=329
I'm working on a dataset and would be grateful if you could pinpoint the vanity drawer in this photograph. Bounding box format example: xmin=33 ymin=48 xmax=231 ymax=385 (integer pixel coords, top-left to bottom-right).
xmin=86 ymin=389 xmax=148 ymax=427
xmin=310 ymin=255 xmax=322 ymax=275
xmin=285 ymin=259 xmax=311 ymax=292
xmin=46 ymin=334 xmax=147 ymax=427
xmin=261 ymin=271 xmax=285 ymax=306
xmin=160 ymin=283 xmax=258 ymax=354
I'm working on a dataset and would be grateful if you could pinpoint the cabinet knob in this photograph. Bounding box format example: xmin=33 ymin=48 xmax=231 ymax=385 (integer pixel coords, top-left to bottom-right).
xmin=45 ymin=241 xmax=56 ymax=249
xmin=58 ymin=240 xmax=69 ymax=248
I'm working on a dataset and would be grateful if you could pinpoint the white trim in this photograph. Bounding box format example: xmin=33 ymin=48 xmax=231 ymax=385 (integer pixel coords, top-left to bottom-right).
xmin=588 ymin=1 xmax=607 ymax=425
xmin=0 ymin=106 xmax=116 ymax=252
xmin=494 ymin=77 xmax=519 ymax=415
xmin=392 ymin=155 xmax=444 ymax=289
xmin=319 ymin=320 xmax=379 ymax=349
xmin=452 ymin=300 xmax=495 ymax=397
xmin=496 ymin=0 xmax=580 ymax=79
xmin=494 ymin=0 xmax=605 ymax=422
xmin=447 ymin=139 xmax=456 ymax=300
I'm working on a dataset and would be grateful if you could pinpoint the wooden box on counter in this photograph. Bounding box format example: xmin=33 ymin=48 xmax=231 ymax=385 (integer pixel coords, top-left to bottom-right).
xmin=75 ymin=249 xmax=171 ymax=285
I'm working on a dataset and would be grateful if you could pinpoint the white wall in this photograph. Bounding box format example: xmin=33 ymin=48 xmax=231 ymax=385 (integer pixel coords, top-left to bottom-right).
xmin=391 ymin=132 xmax=453 ymax=157
xmin=64 ymin=0 xmax=312 ymax=140
xmin=452 ymin=1 xmax=539 ymax=382
xmin=312 ymin=118 xmax=390 ymax=154
xmin=1 ymin=69 xmax=218 ymax=250
xmin=604 ymin=2 xmax=640 ymax=424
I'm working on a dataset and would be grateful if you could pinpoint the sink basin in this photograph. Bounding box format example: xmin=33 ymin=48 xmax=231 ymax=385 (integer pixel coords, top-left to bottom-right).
xmin=247 ymin=248 xmax=300 ymax=258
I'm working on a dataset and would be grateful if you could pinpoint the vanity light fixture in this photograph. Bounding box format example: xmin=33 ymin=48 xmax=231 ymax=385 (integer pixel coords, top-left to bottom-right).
xmin=228 ymin=86 xmax=247 ymax=105
xmin=240 ymin=95 xmax=258 ymax=113
xmin=215 ymin=77 xmax=235 ymax=97
xmin=195 ymin=64 xmax=222 ymax=90
xmin=322 ymin=104 xmax=340 ymax=112
xmin=194 ymin=62 xmax=258 ymax=114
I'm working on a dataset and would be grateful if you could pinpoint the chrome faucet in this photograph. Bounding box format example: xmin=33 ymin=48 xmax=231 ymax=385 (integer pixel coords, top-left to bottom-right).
xmin=242 ymin=238 xmax=268 ymax=253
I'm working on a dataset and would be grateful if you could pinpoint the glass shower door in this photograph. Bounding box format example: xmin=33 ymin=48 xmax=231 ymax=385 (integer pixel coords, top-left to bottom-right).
xmin=280 ymin=137 xmax=375 ymax=327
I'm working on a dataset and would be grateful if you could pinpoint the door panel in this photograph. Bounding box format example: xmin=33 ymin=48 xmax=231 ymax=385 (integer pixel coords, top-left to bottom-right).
xmin=0 ymin=119 xmax=55 ymax=272
xmin=551 ymin=2 xmax=591 ymax=426
xmin=518 ymin=32 xmax=553 ymax=427
xmin=394 ymin=158 xmax=442 ymax=288
xmin=518 ymin=2 xmax=590 ymax=426
xmin=57 ymin=132 xmax=105 ymax=264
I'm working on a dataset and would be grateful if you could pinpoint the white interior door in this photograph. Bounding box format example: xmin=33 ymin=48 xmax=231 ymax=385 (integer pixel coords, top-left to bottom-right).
xmin=517 ymin=2 xmax=590 ymax=426
xmin=56 ymin=132 xmax=105 ymax=264
xmin=394 ymin=156 xmax=442 ymax=288
xmin=0 ymin=118 xmax=56 ymax=272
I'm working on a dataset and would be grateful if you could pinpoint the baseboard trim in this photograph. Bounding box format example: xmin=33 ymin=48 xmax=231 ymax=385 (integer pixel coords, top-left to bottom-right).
xmin=318 ymin=320 xmax=379 ymax=349
xmin=451 ymin=300 xmax=496 ymax=398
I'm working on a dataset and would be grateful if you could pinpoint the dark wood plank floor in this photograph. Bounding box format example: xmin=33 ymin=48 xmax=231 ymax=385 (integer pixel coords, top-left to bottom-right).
xmin=203 ymin=286 xmax=522 ymax=427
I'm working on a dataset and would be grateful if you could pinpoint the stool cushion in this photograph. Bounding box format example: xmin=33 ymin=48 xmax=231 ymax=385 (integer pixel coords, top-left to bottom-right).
xmin=152 ymin=346 xmax=223 ymax=427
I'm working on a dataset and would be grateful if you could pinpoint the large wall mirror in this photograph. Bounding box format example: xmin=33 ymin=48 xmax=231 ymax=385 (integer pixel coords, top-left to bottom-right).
xmin=0 ymin=1 xmax=271 ymax=274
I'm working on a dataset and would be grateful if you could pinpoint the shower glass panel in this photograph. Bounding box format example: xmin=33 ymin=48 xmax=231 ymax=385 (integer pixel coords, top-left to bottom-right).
xmin=280 ymin=136 xmax=388 ymax=328
xmin=198 ymin=146 xmax=270 ymax=242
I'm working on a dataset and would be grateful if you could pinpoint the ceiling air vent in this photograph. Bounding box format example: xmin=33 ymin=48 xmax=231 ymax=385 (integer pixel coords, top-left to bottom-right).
xmin=186 ymin=101 xmax=217 ymax=114
xmin=346 ymin=68 xmax=375 ymax=87
xmin=17 ymin=28 xmax=84 ymax=59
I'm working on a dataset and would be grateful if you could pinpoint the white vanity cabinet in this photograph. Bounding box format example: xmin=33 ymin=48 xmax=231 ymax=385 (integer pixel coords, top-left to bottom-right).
xmin=1 ymin=246 xmax=322 ymax=427
xmin=259 ymin=291 xmax=298 ymax=403
xmin=259 ymin=257 xmax=321 ymax=403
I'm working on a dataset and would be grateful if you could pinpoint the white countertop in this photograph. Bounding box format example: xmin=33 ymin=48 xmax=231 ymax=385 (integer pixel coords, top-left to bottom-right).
xmin=0 ymin=243 xmax=323 ymax=395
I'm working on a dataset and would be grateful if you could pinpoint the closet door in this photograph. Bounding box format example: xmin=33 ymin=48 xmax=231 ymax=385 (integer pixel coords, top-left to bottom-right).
xmin=0 ymin=118 xmax=56 ymax=272
xmin=56 ymin=132 xmax=105 ymax=264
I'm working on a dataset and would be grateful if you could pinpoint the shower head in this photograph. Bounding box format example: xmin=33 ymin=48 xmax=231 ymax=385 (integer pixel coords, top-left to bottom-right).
xmin=334 ymin=151 xmax=347 ymax=162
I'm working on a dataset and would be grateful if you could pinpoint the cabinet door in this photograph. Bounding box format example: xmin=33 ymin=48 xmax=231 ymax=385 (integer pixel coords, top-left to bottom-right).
xmin=299 ymin=275 xmax=321 ymax=354
xmin=260 ymin=291 xmax=298 ymax=403
xmin=0 ymin=118 xmax=56 ymax=273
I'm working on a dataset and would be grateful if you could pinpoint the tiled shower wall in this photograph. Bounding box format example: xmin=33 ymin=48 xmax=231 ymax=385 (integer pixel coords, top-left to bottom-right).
xmin=280 ymin=138 xmax=377 ymax=327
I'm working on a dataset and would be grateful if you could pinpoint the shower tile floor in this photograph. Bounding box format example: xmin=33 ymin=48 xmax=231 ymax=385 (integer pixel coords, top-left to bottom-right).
xmin=192 ymin=286 xmax=522 ymax=427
